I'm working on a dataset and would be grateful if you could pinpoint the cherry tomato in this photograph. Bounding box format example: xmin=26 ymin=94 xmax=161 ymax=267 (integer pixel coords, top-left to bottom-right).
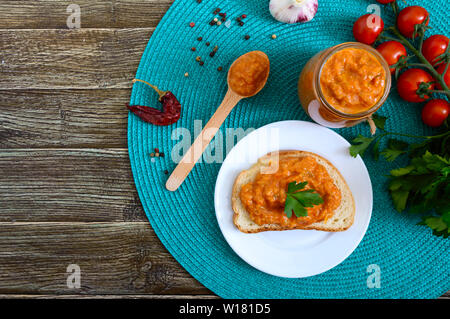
xmin=353 ymin=14 xmax=384 ymax=45
xmin=422 ymin=35 xmax=449 ymax=66
xmin=397 ymin=68 xmax=435 ymax=102
xmin=376 ymin=0 xmax=395 ymax=3
xmin=397 ymin=6 xmax=429 ymax=38
xmin=436 ymin=63 xmax=450 ymax=90
xmin=421 ymin=99 xmax=450 ymax=127
xmin=376 ymin=41 xmax=407 ymax=74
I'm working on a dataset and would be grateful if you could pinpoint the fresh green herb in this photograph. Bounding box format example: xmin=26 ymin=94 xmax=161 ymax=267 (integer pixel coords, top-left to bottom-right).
xmin=349 ymin=135 xmax=376 ymax=157
xmin=380 ymin=139 xmax=409 ymax=162
xmin=388 ymin=152 xmax=450 ymax=238
xmin=349 ymin=118 xmax=450 ymax=160
xmin=349 ymin=116 xmax=450 ymax=238
xmin=284 ymin=181 xmax=324 ymax=218
xmin=372 ymin=114 xmax=387 ymax=130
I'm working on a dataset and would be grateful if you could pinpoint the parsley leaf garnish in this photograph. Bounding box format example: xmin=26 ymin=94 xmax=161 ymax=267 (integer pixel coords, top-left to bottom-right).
xmin=380 ymin=139 xmax=409 ymax=162
xmin=284 ymin=181 xmax=324 ymax=218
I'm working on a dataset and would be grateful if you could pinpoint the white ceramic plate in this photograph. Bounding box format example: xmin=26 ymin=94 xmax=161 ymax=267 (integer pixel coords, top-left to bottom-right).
xmin=214 ymin=121 xmax=372 ymax=278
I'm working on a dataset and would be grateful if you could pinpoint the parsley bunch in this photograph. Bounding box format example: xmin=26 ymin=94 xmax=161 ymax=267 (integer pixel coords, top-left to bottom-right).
xmin=389 ymin=152 xmax=450 ymax=238
xmin=349 ymin=116 xmax=450 ymax=238
xmin=284 ymin=181 xmax=323 ymax=218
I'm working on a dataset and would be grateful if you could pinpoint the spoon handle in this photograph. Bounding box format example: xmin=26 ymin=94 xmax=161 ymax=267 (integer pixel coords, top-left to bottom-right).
xmin=166 ymin=89 xmax=242 ymax=191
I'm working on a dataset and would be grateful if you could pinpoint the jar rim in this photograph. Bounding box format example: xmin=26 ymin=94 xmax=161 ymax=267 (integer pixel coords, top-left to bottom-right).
xmin=314 ymin=42 xmax=392 ymax=119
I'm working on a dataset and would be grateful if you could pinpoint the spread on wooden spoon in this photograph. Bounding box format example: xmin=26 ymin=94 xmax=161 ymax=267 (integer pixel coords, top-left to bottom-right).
xmin=228 ymin=51 xmax=270 ymax=97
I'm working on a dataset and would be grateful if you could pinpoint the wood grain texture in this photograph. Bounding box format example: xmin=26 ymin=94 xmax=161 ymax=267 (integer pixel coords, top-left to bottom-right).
xmin=0 ymin=294 xmax=218 ymax=299
xmin=0 ymin=89 xmax=129 ymax=148
xmin=0 ymin=0 xmax=213 ymax=298
xmin=0 ymin=222 xmax=211 ymax=295
xmin=0 ymin=28 xmax=153 ymax=89
xmin=0 ymin=0 xmax=174 ymax=29
xmin=0 ymin=149 xmax=150 ymax=222
xmin=0 ymin=0 xmax=447 ymax=298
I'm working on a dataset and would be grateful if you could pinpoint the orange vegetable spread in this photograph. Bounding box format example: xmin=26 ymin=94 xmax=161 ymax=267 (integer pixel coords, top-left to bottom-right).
xmin=239 ymin=156 xmax=341 ymax=227
xmin=229 ymin=53 xmax=268 ymax=96
xmin=320 ymin=48 xmax=386 ymax=114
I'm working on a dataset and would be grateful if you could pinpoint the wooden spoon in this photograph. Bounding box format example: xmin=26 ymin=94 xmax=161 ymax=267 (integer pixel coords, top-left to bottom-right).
xmin=166 ymin=51 xmax=270 ymax=191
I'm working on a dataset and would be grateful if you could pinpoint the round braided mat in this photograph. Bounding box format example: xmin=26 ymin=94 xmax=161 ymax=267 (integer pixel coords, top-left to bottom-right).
xmin=128 ymin=0 xmax=449 ymax=298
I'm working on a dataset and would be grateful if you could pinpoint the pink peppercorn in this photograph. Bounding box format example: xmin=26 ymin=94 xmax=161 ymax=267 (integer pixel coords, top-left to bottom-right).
xmin=189 ymin=22 xmax=195 ymax=27
xmin=242 ymin=14 xmax=247 ymax=18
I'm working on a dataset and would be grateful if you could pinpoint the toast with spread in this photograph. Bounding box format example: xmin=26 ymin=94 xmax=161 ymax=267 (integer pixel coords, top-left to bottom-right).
xmin=232 ymin=151 xmax=355 ymax=233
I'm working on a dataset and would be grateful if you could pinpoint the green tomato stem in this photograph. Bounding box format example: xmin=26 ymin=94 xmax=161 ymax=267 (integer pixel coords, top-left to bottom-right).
xmin=377 ymin=128 xmax=450 ymax=140
xmin=388 ymin=27 xmax=450 ymax=93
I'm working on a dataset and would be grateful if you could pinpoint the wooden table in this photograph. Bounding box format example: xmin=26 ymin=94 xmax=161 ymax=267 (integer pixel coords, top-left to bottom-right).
xmin=0 ymin=1 xmax=447 ymax=299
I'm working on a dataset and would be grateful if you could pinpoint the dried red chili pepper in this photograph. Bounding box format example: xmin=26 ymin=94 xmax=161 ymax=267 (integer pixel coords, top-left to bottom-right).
xmin=127 ymin=79 xmax=181 ymax=126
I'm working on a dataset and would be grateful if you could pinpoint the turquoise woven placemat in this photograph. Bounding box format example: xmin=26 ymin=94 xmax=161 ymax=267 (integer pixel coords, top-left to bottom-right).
xmin=128 ymin=0 xmax=449 ymax=298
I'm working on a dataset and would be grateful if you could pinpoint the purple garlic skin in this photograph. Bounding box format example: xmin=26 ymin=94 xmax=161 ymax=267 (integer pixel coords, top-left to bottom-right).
xmin=269 ymin=0 xmax=318 ymax=24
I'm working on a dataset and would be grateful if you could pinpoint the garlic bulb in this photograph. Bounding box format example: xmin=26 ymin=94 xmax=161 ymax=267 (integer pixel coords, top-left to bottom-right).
xmin=269 ymin=0 xmax=318 ymax=24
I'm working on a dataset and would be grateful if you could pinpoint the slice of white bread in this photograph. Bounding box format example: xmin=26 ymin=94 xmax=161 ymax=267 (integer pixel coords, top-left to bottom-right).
xmin=232 ymin=150 xmax=355 ymax=233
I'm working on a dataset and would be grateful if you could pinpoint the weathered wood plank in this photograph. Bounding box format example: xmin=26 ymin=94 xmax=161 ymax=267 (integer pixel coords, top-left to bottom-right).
xmin=0 ymin=89 xmax=129 ymax=148
xmin=0 ymin=294 xmax=218 ymax=299
xmin=0 ymin=222 xmax=211 ymax=295
xmin=0 ymin=28 xmax=153 ymax=89
xmin=0 ymin=149 xmax=150 ymax=222
xmin=0 ymin=0 xmax=174 ymax=29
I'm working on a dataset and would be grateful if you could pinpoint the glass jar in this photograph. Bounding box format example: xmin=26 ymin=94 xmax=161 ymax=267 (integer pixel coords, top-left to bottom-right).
xmin=298 ymin=42 xmax=391 ymax=128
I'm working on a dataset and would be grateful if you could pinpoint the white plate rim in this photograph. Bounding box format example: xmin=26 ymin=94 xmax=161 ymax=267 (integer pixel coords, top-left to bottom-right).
xmin=214 ymin=120 xmax=373 ymax=278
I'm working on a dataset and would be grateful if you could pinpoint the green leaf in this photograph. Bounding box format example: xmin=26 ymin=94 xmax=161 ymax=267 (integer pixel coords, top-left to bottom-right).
xmin=291 ymin=190 xmax=324 ymax=208
xmin=372 ymin=139 xmax=381 ymax=161
xmin=349 ymin=135 xmax=376 ymax=157
xmin=372 ymin=114 xmax=387 ymax=130
xmin=381 ymin=139 xmax=409 ymax=162
xmin=390 ymin=165 xmax=415 ymax=177
xmin=287 ymin=181 xmax=307 ymax=193
xmin=284 ymin=181 xmax=323 ymax=218
xmin=285 ymin=194 xmax=299 ymax=218
xmin=442 ymin=211 xmax=450 ymax=227
xmin=390 ymin=189 xmax=409 ymax=212
xmin=422 ymin=216 xmax=448 ymax=232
